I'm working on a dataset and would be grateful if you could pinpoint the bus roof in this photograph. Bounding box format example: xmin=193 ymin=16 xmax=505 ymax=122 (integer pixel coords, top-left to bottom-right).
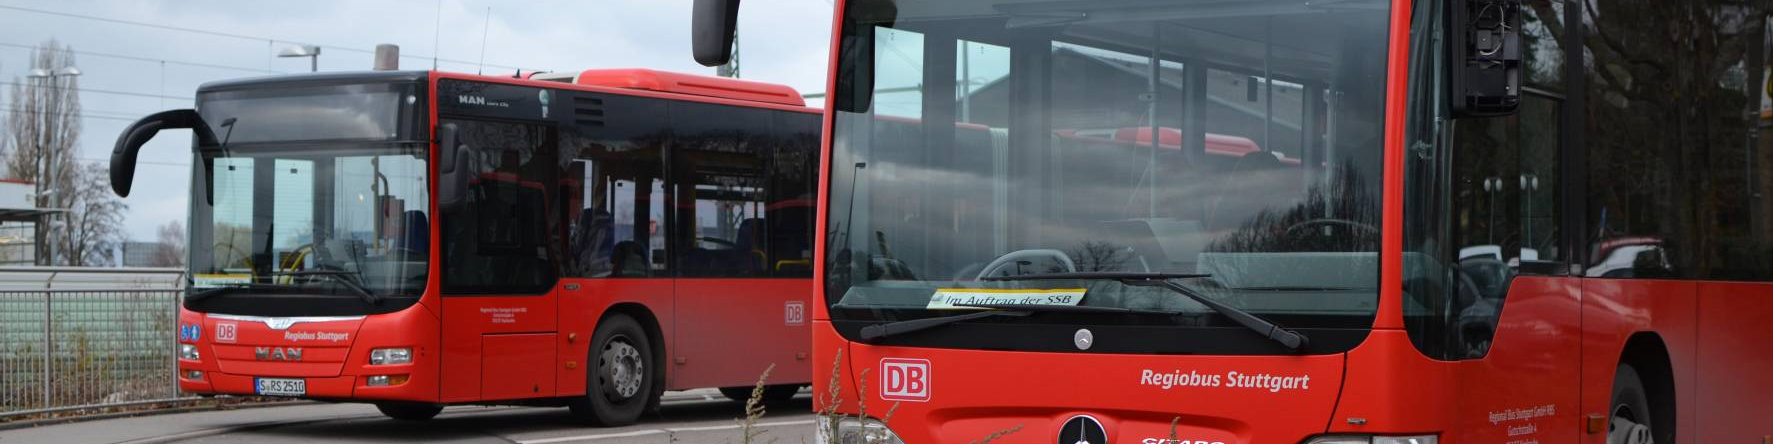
xmin=531 ymin=68 xmax=805 ymax=107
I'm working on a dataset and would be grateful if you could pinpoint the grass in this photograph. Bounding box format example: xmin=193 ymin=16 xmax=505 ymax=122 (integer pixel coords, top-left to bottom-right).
xmin=736 ymin=364 xmax=777 ymax=444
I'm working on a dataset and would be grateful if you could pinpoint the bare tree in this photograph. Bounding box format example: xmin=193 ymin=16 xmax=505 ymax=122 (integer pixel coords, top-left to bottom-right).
xmin=152 ymin=220 xmax=186 ymax=267
xmin=60 ymin=162 xmax=127 ymax=266
xmin=1 ymin=40 xmax=82 ymax=265
xmin=1066 ymin=241 xmax=1130 ymax=272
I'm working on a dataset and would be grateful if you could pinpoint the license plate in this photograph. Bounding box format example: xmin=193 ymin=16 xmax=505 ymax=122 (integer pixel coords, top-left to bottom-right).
xmin=254 ymin=377 xmax=306 ymax=397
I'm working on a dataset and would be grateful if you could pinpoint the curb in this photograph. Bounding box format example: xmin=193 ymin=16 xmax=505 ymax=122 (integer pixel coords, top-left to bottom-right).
xmin=0 ymin=389 xmax=769 ymax=437
xmin=111 ymin=414 xmax=369 ymax=444
xmin=0 ymin=399 xmax=313 ymax=432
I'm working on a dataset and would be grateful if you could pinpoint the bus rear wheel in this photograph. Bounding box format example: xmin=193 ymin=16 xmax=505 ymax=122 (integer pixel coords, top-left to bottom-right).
xmin=570 ymin=314 xmax=656 ymax=426
xmin=1608 ymin=364 xmax=1657 ymax=444
xmin=376 ymin=402 xmax=443 ymax=421
xmin=718 ymin=384 xmax=802 ymax=405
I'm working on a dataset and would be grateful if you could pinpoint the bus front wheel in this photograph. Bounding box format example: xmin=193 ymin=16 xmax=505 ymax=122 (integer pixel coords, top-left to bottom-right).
xmin=570 ymin=314 xmax=656 ymax=426
xmin=376 ymin=402 xmax=443 ymax=421
xmin=1607 ymin=364 xmax=1657 ymax=444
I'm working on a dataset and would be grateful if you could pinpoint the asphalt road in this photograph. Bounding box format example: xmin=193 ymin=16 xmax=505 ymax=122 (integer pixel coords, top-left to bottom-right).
xmin=0 ymin=390 xmax=817 ymax=444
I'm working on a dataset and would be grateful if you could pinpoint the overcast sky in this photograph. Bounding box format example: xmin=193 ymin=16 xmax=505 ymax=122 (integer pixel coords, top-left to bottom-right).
xmin=0 ymin=0 xmax=833 ymax=242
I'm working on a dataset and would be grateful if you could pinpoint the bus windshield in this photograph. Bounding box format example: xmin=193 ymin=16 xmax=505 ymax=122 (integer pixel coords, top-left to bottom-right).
xmin=188 ymin=83 xmax=430 ymax=315
xmin=825 ymin=0 xmax=1391 ymax=342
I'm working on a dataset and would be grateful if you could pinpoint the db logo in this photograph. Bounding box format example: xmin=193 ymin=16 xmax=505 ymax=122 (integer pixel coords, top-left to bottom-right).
xmin=215 ymin=322 xmax=237 ymax=343
xmin=880 ymin=358 xmax=930 ymax=402
xmin=785 ymin=301 xmax=805 ymax=326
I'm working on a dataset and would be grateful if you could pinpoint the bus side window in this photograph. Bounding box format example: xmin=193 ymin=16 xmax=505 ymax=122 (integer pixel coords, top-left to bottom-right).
xmin=561 ymin=94 xmax=668 ymax=278
xmin=767 ymin=111 xmax=820 ymax=277
xmin=441 ymin=119 xmax=559 ymax=294
xmin=671 ymin=102 xmax=772 ymax=278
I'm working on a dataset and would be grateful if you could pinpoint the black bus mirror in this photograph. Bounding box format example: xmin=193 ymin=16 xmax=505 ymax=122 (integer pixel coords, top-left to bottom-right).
xmin=1447 ymin=0 xmax=1522 ymax=117
xmin=111 ymin=109 xmax=215 ymax=197
xmin=692 ymin=0 xmax=740 ymax=67
xmin=833 ymin=20 xmax=875 ymax=114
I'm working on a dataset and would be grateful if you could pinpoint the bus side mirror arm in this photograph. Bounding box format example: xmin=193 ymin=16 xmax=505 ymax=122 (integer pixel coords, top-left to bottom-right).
xmin=1446 ymin=0 xmax=1522 ymax=117
xmin=692 ymin=0 xmax=740 ymax=67
xmin=111 ymin=109 xmax=214 ymax=197
xmin=438 ymin=123 xmax=459 ymax=174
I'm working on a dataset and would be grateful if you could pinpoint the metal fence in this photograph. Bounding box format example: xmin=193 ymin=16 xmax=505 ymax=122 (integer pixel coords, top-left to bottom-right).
xmin=0 ymin=267 xmax=188 ymax=418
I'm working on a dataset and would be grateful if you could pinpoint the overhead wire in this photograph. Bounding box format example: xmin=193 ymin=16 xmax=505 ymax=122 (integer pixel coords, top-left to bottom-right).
xmin=0 ymin=82 xmax=193 ymax=101
xmin=0 ymin=41 xmax=281 ymax=74
xmin=1 ymin=106 xmax=141 ymax=122
xmin=0 ymin=4 xmax=533 ymax=71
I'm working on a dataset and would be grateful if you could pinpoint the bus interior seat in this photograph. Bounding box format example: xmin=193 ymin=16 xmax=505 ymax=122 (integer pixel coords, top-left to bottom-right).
xmin=573 ymin=208 xmax=615 ymax=275
xmin=611 ymin=241 xmax=649 ymax=277
xmin=399 ymin=210 xmax=429 ymax=256
xmin=734 ymin=218 xmax=766 ymax=273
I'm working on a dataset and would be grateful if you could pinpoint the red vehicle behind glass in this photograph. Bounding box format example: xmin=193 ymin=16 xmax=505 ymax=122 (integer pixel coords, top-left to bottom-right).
xmin=692 ymin=0 xmax=1773 ymax=442
xmin=110 ymin=67 xmax=821 ymax=424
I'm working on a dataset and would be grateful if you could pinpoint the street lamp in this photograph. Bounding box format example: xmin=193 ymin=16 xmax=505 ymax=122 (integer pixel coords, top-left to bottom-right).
xmin=278 ymin=44 xmax=322 ymax=72
xmin=26 ymin=66 xmax=80 ymax=79
xmin=26 ymin=65 xmax=78 ymax=265
xmin=1482 ymin=177 xmax=1501 ymax=243
xmin=1520 ymin=173 xmax=1540 ymax=250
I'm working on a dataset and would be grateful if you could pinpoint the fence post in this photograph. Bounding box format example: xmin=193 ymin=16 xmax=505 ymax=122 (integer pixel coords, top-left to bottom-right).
xmin=40 ymin=291 xmax=51 ymax=409
xmin=169 ymin=288 xmax=179 ymax=399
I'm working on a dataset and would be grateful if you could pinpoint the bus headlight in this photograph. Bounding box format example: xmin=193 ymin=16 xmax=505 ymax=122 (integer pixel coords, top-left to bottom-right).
xmin=369 ymin=348 xmax=412 ymax=365
xmin=816 ymin=416 xmax=905 ymax=444
xmin=179 ymin=344 xmax=200 ymax=361
xmin=1304 ymin=435 xmax=1438 ymax=444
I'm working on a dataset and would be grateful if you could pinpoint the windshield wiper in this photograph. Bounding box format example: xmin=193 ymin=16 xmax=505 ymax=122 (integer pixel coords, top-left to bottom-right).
xmin=185 ymin=283 xmax=287 ymax=303
xmin=1231 ymin=286 xmax=1366 ymax=292
xmin=264 ymin=270 xmax=382 ymax=305
xmin=859 ymin=309 xmax=1032 ymax=342
xmin=859 ymin=303 xmax=1180 ymax=342
xmin=984 ymin=272 xmax=1309 ymax=352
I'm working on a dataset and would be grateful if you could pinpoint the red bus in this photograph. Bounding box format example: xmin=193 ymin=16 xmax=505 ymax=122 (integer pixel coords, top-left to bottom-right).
xmin=692 ymin=0 xmax=1773 ymax=442
xmin=109 ymin=67 xmax=821 ymax=424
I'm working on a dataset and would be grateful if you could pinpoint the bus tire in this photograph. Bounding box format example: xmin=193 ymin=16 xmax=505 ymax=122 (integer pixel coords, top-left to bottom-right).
xmin=718 ymin=384 xmax=802 ymax=405
xmin=570 ymin=314 xmax=656 ymax=426
xmin=376 ymin=402 xmax=443 ymax=421
xmin=1608 ymin=364 xmax=1657 ymax=444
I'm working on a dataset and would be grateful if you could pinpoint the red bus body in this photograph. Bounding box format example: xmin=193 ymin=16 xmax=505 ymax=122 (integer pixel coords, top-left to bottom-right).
xmin=767 ymin=0 xmax=1773 ymax=442
xmin=163 ymin=69 xmax=820 ymax=418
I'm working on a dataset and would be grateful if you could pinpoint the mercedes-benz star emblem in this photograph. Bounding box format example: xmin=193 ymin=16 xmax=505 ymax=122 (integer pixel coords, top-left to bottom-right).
xmin=1074 ymin=328 xmax=1094 ymax=350
xmin=1058 ymin=415 xmax=1107 ymax=444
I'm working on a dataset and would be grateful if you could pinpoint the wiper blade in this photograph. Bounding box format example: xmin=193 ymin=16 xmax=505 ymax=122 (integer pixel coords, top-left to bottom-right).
xmin=1231 ymin=286 xmax=1366 ymax=291
xmin=185 ymin=282 xmax=294 ymax=303
xmin=984 ymin=272 xmax=1309 ymax=352
xmin=859 ymin=309 xmax=1032 ymax=342
xmin=858 ymin=303 xmax=1179 ymax=343
xmin=264 ymin=270 xmax=382 ymax=305
xmin=951 ymin=303 xmax=1179 ymax=316
xmin=982 ymin=272 xmax=1212 ymax=281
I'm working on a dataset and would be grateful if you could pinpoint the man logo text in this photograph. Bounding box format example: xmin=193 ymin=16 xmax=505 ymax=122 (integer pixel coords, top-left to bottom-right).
xmin=880 ymin=358 xmax=930 ymax=402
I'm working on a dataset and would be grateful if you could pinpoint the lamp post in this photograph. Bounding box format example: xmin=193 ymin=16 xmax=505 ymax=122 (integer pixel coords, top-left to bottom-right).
xmin=1482 ymin=177 xmax=1501 ymax=244
xmin=26 ymin=66 xmax=79 ymax=265
xmin=278 ymin=44 xmax=322 ymax=72
xmin=1521 ymin=173 xmax=1539 ymax=250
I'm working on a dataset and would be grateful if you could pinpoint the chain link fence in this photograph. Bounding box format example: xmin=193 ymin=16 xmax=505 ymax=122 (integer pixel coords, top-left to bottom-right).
xmin=0 ymin=267 xmax=188 ymax=418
